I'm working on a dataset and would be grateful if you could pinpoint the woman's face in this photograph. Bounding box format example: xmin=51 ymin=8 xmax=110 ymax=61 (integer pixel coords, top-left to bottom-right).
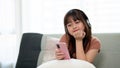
xmin=66 ymin=17 xmax=85 ymax=36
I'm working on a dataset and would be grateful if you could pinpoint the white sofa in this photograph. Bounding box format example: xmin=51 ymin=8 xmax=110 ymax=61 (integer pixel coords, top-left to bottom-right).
xmin=15 ymin=33 xmax=120 ymax=68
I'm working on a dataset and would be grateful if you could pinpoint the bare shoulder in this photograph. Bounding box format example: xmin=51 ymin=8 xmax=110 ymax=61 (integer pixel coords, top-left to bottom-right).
xmin=91 ymin=36 xmax=101 ymax=44
xmin=89 ymin=36 xmax=101 ymax=50
xmin=59 ymin=34 xmax=69 ymax=44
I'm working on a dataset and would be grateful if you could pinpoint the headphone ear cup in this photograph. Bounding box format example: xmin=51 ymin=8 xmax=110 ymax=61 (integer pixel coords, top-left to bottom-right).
xmin=86 ymin=20 xmax=91 ymax=29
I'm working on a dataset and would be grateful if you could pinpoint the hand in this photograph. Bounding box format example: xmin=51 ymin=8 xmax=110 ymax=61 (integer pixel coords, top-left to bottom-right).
xmin=73 ymin=30 xmax=86 ymax=41
xmin=55 ymin=48 xmax=65 ymax=60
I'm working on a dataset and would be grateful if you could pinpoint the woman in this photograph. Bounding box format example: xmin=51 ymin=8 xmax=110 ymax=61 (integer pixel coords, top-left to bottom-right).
xmin=55 ymin=9 xmax=101 ymax=63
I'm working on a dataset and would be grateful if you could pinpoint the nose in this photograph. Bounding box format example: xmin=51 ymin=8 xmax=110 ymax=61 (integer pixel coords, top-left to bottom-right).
xmin=73 ymin=24 xmax=77 ymax=29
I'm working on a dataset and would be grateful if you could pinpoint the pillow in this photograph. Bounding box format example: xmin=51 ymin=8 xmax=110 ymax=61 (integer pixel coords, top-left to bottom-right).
xmin=37 ymin=35 xmax=59 ymax=66
xmin=37 ymin=59 xmax=96 ymax=68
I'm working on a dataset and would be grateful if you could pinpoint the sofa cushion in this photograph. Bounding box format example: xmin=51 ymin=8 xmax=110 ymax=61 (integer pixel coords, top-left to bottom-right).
xmin=37 ymin=59 xmax=96 ymax=68
xmin=37 ymin=35 xmax=59 ymax=66
xmin=16 ymin=33 xmax=43 ymax=68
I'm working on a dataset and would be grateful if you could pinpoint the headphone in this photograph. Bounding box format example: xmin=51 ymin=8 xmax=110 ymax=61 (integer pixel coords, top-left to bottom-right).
xmin=86 ymin=19 xmax=91 ymax=29
xmin=81 ymin=11 xmax=91 ymax=29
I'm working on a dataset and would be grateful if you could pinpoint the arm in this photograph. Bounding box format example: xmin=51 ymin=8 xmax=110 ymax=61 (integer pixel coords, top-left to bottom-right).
xmin=74 ymin=31 xmax=100 ymax=63
xmin=76 ymin=40 xmax=86 ymax=60
xmin=85 ymin=37 xmax=101 ymax=63
xmin=76 ymin=40 xmax=99 ymax=63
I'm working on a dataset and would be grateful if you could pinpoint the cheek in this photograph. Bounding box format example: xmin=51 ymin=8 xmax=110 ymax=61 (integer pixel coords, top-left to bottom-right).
xmin=67 ymin=27 xmax=73 ymax=35
xmin=78 ymin=24 xmax=85 ymax=30
xmin=80 ymin=27 xmax=85 ymax=31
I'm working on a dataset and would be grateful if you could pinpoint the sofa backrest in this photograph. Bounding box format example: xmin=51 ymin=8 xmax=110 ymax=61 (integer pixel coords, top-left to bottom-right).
xmin=93 ymin=33 xmax=120 ymax=68
xmin=16 ymin=33 xmax=120 ymax=68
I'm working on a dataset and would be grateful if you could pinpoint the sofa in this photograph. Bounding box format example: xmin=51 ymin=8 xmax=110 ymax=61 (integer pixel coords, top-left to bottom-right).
xmin=15 ymin=33 xmax=120 ymax=68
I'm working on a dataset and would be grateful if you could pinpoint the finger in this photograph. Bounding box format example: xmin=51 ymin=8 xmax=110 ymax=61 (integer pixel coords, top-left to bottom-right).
xmin=56 ymin=56 xmax=64 ymax=60
xmin=56 ymin=52 xmax=64 ymax=56
xmin=56 ymin=54 xmax=65 ymax=60
xmin=55 ymin=49 xmax=64 ymax=55
xmin=56 ymin=48 xmax=60 ymax=52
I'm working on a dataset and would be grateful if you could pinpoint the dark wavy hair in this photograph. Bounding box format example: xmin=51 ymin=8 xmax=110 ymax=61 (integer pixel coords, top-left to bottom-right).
xmin=64 ymin=9 xmax=92 ymax=58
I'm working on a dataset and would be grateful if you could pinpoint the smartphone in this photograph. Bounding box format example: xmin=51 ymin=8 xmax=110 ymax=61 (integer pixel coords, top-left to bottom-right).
xmin=56 ymin=42 xmax=70 ymax=60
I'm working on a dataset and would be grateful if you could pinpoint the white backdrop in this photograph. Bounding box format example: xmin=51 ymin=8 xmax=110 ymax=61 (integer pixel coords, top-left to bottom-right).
xmin=21 ymin=0 xmax=120 ymax=34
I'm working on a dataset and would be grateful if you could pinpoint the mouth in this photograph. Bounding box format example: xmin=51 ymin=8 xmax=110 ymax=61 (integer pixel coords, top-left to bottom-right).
xmin=73 ymin=29 xmax=79 ymax=32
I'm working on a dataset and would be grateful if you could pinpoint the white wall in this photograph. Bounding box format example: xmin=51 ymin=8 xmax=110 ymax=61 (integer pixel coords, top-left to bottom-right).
xmin=22 ymin=0 xmax=120 ymax=34
xmin=0 ymin=0 xmax=22 ymax=68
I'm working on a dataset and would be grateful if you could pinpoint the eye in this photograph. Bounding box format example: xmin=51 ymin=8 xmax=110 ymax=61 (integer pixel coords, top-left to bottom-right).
xmin=75 ymin=20 xmax=80 ymax=24
xmin=67 ymin=23 xmax=72 ymax=27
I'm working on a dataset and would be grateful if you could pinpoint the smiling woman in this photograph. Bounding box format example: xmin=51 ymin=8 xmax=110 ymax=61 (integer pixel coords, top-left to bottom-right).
xmin=55 ymin=9 xmax=101 ymax=63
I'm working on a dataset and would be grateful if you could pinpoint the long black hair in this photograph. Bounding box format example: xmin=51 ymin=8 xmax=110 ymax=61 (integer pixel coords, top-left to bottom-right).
xmin=64 ymin=9 xmax=92 ymax=58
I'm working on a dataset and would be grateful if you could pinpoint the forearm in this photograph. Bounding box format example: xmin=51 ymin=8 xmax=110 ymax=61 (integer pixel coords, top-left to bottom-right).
xmin=76 ymin=40 xmax=87 ymax=61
